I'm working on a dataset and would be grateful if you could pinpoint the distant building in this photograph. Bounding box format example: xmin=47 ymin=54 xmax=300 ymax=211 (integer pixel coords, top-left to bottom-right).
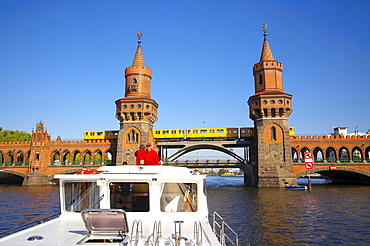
xmin=331 ymin=127 xmax=369 ymax=137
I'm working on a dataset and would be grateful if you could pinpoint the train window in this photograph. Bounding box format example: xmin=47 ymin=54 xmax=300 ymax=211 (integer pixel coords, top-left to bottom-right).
xmin=217 ymin=129 xmax=224 ymax=133
xmin=210 ymin=130 xmax=214 ymax=133
xmin=112 ymin=132 xmax=118 ymax=136
xmin=248 ymin=129 xmax=253 ymax=133
xmin=187 ymin=130 xmax=191 ymax=134
xmin=85 ymin=132 xmax=89 ymax=136
xmin=97 ymin=132 xmax=103 ymax=136
xmin=241 ymin=129 xmax=246 ymax=133
xmin=171 ymin=130 xmax=176 ymax=134
xmin=155 ymin=131 xmax=160 ymax=134
xmin=91 ymin=132 xmax=95 ymax=136
xmin=200 ymin=130 xmax=207 ymax=133
xmin=163 ymin=131 xmax=169 ymax=134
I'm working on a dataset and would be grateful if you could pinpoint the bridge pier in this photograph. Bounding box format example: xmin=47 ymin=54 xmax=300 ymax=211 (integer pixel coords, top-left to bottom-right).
xmin=22 ymin=173 xmax=51 ymax=186
xmin=257 ymin=165 xmax=297 ymax=187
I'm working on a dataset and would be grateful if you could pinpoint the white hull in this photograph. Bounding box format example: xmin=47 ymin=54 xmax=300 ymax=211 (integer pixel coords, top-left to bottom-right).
xmin=0 ymin=166 xmax=235 ymax=246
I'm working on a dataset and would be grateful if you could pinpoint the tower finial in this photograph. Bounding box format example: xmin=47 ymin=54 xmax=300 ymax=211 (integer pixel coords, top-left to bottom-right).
xmin=262 ymin=24 xmax=268 ymax=37
xmin=137 ymin=31 xmax=143 ymax=43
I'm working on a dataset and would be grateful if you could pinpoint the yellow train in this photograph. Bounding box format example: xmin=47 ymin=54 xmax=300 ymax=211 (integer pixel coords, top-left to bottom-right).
xmin=84 ymin=127 xmax=295 ymax=140
xmin=84 ymin=130 xmax=119 ymax=140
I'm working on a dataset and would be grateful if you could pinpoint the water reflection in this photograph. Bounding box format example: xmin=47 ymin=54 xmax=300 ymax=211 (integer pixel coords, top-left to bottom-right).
xmin=206 ymin=177 xmax=370 ymax=245
xmin=0 ymin=185 xmax=60 ymax=232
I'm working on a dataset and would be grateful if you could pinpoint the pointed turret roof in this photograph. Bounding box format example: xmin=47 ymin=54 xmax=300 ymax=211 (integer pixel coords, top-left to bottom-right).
xmin=260 ymin=34 xmax=274 ymax=62
xmin=132 ymin=41 xmax=145 ymax=67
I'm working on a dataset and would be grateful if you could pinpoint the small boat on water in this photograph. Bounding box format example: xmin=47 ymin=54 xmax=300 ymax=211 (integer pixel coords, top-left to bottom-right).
xmin=284 ymin=185 xmax=308 ymax=191
xmin=0 ymin=165 xmax=239 ymax=246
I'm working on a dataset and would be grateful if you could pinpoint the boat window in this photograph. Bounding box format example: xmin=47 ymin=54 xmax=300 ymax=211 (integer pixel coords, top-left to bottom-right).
xmin=160 ymin=183 xmax=197 ymax=212
xmin=109 ymin=182 xmax=149 ymax=212
xmin=64 ymin=182 xmax=101 ymax=212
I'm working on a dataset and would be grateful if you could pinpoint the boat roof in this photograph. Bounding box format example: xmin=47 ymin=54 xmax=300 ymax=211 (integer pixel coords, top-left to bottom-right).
xmin=55 ymin=165 xmax=205 ymax=181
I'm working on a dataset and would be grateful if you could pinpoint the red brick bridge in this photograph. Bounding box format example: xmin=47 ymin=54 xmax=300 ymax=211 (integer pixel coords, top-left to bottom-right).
xmin=1 ymin=123 xmax=370 ymax=185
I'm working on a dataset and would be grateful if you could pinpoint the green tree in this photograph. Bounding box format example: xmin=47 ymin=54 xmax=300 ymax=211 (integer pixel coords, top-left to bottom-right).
xmin=218 ymin=169 xmax=228 ymax=176
xmin=0 ymin=129 xmax=31 ymax=142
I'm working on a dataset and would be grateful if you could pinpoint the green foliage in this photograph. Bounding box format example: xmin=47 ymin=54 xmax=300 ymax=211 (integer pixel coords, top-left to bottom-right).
xmin=0 ymin=129 xmax=31 ymax=142
xmin=218 ymin=169 xmax=228 ymax=176
xmin=207 ymin=170 xmax=218 ymax=176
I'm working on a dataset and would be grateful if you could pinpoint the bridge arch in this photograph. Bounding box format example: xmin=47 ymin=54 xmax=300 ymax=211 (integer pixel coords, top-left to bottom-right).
xmin=167 ymin=144 xmax=245 ymax=162
xmin=0 ymin=169 xmax=28 ymax=178
xmin=326 ymin=147 xmax=336 ymax=162
xmin=352 ymin=146 xmax=363 ymax=162
xmin=295 ymin=166 xmax=370 ymax=184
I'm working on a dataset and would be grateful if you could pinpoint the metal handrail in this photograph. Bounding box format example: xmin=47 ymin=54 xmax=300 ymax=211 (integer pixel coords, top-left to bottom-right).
xmin=193 ymin=221 xmax=203 ymax=245
xmin=130 ymin=220 xmax=143 ymax=245
xmin=212 ymin=211 xmax=240 ymax=246
xmin=0 ymin=213 xmax=60 ymax=238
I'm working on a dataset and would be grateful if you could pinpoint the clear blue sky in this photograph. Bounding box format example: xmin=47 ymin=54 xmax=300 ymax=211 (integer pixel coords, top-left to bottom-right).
xmin=1 ymin=0 xmax=369 ymax=140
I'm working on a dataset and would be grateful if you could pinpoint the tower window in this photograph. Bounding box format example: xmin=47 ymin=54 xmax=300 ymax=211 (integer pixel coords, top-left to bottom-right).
xmin=132 ymin=79 xmax=137 ymax=84
xmin=258 ymin=74 xmax=263 ymax=85
xmin=127 ymin=129 xmax=139 ymax=143
xmin=271 ymin=126 xmax=277 ymax=141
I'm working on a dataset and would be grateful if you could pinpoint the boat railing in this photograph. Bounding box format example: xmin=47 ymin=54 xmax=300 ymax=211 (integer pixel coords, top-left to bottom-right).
xmin=212 ymin=211 xmax=240 ymax=246
xmin=146 ymin=220 xmax=165 ymax=246
xmin=193 ymin=221 xmax=203 ymax=245
xmin=0 ymin=213 xmax=60 ymax=239
xmin=130 ymin=220 xmax=143 ymax=245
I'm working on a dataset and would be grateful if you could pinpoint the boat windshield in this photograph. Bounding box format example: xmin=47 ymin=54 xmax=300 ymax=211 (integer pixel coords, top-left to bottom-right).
xmin=64 ymin=182 xmax=101 ymax=212
xmin=160 ymin=182 xmax=197 ymax=212
xmin=109 ymin=182 xmax=150 ymax=212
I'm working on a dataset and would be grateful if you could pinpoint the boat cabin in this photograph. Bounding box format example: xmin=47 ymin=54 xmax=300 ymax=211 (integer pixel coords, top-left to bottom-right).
xmin=55 ymin=165 xmax=218 ymax=245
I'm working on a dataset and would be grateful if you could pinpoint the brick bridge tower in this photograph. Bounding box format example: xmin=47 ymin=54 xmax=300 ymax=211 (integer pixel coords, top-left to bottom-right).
xmin=247 ymin=25 xmax=297 ymax=187
xmin=115 ymin=32 xmax=159 ymax=165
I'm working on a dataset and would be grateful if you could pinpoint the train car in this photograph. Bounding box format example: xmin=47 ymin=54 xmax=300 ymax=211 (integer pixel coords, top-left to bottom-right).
xmin=239 ymin=126 xmax=295 ymax=138
xmin=240 ymin=127 xmax=255 ymax=138
xmin=84 ymin=130 xmax=118 ymax=140
xmin=153 ymin=129 xmax=185 ymax=141
xmin=186 ymin=127 xmax=239 ymax=140
xmin=83 ymin=126 xmax=294 ymax=141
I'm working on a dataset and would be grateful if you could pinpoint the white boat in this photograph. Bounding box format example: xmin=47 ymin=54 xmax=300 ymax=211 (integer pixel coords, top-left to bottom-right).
xmin=0 ymin=165 xmax=239 ymax=246
xmin=284 ymin=185 xmax=308 ymax=191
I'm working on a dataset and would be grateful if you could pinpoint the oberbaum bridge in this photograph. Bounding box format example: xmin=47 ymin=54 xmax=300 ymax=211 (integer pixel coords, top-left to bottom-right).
xmin=1 ymin=30 xmax=370 ymax=187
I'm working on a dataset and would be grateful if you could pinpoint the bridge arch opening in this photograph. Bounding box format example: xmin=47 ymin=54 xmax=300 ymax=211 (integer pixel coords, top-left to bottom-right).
xmin=352 ymin=147 xmax=363 ymax=162
xmin=326 ymin=147 xmax=336 ymax=162
xmin=94 ymin=151 xmax=102 ymax=165
xmin=296 ymin=167 xmax=370 ymax=185
xmin=84 ymin=151 xmax=92 ymax=165
xmin=366 ymin=146 xmax=370 ymax=161
xmin=339 ymin=147 xmax=349 ymax=162
xmin=62 ymin=151 xmax=71 ymax=165
xmin=166 ymin=144 xmax=245 ymax=163
xmin=0 ymin=170 xmax=27 ymax=184
xmin=313 ymin=147 xmax=324 ymax=162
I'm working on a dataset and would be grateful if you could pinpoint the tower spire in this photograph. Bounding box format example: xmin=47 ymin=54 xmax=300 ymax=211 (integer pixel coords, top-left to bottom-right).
xmin=132 ymin=31 xmax=145 ymax=67
xmin=260 ymin=24 xmax=274 ymax=62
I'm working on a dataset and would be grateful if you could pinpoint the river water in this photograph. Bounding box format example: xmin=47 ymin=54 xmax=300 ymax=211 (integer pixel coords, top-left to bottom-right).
xmin=1 ymin=177 xmax=370 ymax=245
